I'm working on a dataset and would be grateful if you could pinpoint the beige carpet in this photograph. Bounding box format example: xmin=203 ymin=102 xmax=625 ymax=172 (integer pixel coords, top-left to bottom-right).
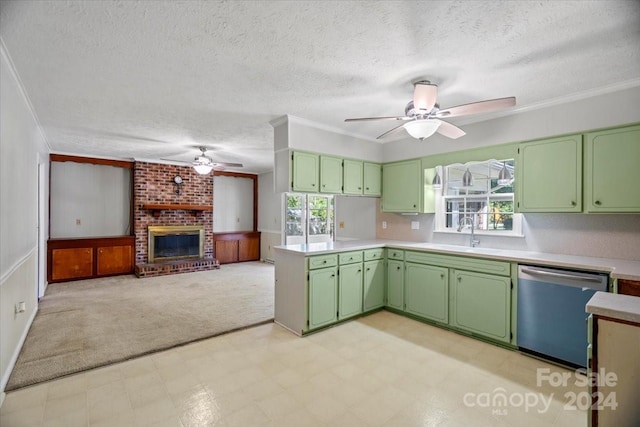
xmin=6 ymin=262 xmax=274 ymax=390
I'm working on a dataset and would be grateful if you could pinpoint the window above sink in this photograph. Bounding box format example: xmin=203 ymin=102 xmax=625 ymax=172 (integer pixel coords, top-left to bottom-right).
xmin=433 ymin=159 xmax=523 ymax=237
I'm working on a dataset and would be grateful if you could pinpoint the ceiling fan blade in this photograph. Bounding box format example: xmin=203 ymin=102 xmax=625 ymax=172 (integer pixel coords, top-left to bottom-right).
xmin=376 ymin=123 xmax=408 ymax=140
xmin=345 ymin=116 xmax=411 ymax=122
xmin=213 ymin=162 xmax=243 ymax=168
xmin=436 ymin=97 xmax=516 ymax=119
xmin=435 ymin=119 xmax=466 ymax=139
xmin=160 ymin=158 xmax=191 ymax=164
xmin=413 ymin=82 xmax=438 ymax=112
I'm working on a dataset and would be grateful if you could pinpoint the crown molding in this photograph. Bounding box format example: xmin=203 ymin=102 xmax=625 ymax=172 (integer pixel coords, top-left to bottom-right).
xmin=279 ymin=114 xmax=382 ymax=143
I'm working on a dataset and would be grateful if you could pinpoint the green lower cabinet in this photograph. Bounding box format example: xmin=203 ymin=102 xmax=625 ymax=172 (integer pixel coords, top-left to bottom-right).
xmin=363 ymin=259 xmax=385 ymax=311
xmin=339 ymin=263 xmax=363 ymax=320
xmin=386 ymin=259 xmax=404 ymax=310
xmin=308 ymin=267 xmax=338 ymax=330
xmin=404 ymin=263 xmax=448 ymax=323
xmin=450 ymin=269 xmax=511 ymax=343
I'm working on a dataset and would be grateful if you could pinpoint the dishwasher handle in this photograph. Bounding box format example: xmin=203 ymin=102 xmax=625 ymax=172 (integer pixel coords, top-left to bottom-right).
xmin=520 ymin=267 xmax=604 ymax=283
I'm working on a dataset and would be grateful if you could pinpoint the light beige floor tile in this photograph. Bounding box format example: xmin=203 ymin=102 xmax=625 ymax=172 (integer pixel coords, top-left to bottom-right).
xmin=265 ymin=407 xmax=324 ymax=427
xmin=324 ymin=409 xmax=370 ymax=427
xmin=0 ymin=383 xmax=49 ymax=414
xmin=86 ymin=364 xmax=123 ymax=390
xmin=90 ymin=409 xmax=137 ymax=427
xmin=207 ymin=388 xmax=252 ymax=418
xmin=178 ymin=398 xmax=225 ymax=427
xmin=303 ymin=393 xmax=348 ymax=423
xmin=133 ymin=395 xmax=178 ymax=426
xmin=241 ymin=376 xmax=285 ymax=401
xmin=169 ymin=384 xmax=214 ymax=414
xmin=222 ymin=402 xmax=270 ymax=427
xmin=0 ymin=404 xmax=45 ymax=427
xmin=43 ymin=391 xmax=87 ymax=420
xmin=255 ymin=391 xmax=299 ymax=420
xmin=42 ymin=407 xmax=87 ymax=427
xmin=87 ymin=380 xmax=132 ymax=424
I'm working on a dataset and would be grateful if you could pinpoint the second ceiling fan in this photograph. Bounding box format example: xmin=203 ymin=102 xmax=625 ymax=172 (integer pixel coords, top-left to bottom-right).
xmin=345 ymin=80 xmax=516 ymax=140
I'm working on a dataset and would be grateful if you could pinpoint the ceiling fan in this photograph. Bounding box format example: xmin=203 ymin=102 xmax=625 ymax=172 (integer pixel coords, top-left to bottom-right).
xmin=345 ymin=80 xmax=516 ymax=141
xmin=162 ymin=146 xmax=243 ymax=175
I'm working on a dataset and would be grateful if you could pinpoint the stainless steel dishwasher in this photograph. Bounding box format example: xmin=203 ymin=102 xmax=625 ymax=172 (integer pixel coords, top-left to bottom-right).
xmin=517 ymin=265 xmax=608 ymax=368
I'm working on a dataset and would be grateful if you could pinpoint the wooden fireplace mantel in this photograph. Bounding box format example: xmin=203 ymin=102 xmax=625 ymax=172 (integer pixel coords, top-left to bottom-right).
xmin=141 ymin=204 xmax=212 ymax=217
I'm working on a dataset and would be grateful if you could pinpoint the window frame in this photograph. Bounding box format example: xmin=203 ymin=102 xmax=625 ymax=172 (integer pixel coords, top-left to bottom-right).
xmin=433 ymin=159 xmax=523 ymax=237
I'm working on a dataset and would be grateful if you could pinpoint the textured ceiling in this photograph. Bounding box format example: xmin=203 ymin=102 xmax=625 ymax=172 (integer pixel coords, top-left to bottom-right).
xmin=1 ymin=0 xmax=639 ymax=173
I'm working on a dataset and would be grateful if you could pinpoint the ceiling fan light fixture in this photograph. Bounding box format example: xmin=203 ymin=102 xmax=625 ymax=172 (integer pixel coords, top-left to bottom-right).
xmin=193 ymin=163 xmax=214 ymax=175
xmin=404 ymin=120 xmax=441 ymax=140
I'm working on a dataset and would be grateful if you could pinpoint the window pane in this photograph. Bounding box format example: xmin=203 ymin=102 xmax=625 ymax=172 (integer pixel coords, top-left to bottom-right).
xmin=286 ymin=194 xmax=304 ymax=237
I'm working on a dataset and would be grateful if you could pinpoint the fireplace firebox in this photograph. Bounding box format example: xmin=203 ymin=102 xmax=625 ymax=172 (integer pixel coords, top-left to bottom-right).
xmin=148 ymin=226 xmax=205 ymax=263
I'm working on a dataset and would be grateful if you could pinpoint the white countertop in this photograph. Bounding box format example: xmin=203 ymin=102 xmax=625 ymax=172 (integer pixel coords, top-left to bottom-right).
xmin=274 ymin=239 xmax=640 ymax=280
xmin=587 ymin=291 xmax=640 ymax=324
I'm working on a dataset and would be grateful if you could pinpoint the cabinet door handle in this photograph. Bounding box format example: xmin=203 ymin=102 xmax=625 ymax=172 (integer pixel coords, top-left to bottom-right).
xmin=358 ymin=187 xmax=361 ymax=190
xmin=397 ymin=266 xmax=401 ymax=271
xmin=366 ymin=187 xmax=370 ymax=190
xmin=357 ymin=270 xmax=362 ymax=273
xmin=366 ymin=268 xmax=370 ymax=271
xmin=322 ymin=184 xmax=326 ymax=188
xmin=413 ymin=204 xmax=417 ymax=208
xmin=311 ymin=183 xmax=316 ymax=187
xmin=323 ymin=260 xmax=327 ymax=264
xmin=571 ymin=201 xmax=576 ymax=206
xmin=330 ymin=274 xmax=335 ymax=278
xmin=440 ymin=273 xmax=445 ymax=279
xmin=595 ymin=200 xmax=602 ymax=206
xmin=457 ymin=276 xmax=462 ymax=282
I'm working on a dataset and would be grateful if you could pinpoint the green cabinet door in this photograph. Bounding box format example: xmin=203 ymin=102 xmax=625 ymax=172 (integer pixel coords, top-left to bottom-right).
xmin=363 ymin=259 xmax=385 ymax=311
xmin=405 ymin=263 xmax=448 ymax=323
xmin=320 ymin=155 xmax=343 ymax=193
xmin=382 ymin=159 xmax=422 ymax=212
xmin=292 ymin=151 xmax=319 ymax=192
xmin=517 ymin=135 xmax=582 ymax=212
xmin=308 ymin=267 xmax=338 ymax=330
xmin=343 ymin=159 xmax=364 ymax=195
xmin=585 ymin=124 xmax=640 ymax=212
xmin=339 ymin=263 xmax=363 ymax=320
xmin=450 ymin=270 xmax=511 ymax=343
xmin=386 ymin=259 xmax=404 ymax=310
xmin=363 ymin=162 xmax=381 ymax=196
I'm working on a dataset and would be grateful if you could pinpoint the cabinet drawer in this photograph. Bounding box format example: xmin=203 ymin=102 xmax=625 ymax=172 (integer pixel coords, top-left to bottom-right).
xmin=363 ymin=248 xmax=384 ymax=261
xmin=404 ymin=251 xmax=511 ymax=276
xmin=308 ymin=254 xmax=338 ymax=269
xmin=339 ymin=251 xmax=363 ymax=265
xmin=387 ymin=249 xmax=404 ymax=260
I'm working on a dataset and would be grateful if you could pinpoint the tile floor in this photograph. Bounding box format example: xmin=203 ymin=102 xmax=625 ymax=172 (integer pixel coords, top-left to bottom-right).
xmin=0 ymin=311 xmax=586 ymax=426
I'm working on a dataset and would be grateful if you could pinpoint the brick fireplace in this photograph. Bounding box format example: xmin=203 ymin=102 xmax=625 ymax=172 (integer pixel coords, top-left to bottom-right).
xmin=133 ymin=161 xmax=218 ymax=277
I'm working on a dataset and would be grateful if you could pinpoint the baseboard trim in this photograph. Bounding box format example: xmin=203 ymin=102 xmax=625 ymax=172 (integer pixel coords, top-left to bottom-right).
xmin=0 ymin=306 xmax=38 ymax=397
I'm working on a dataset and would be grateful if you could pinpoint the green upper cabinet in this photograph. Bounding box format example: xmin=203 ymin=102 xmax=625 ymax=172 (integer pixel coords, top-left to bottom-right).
xmin=584 ymin=124 xmax=640 ymax=212
xmin=405 ymin=263 xmax=448 ymax=323
xmin=516 ymin=134 xmax=582 ymax=213
xmin=386 ymin=259 xmax=404 ymax=310
xmin=363 ymin=259 xmax=385 ymax=311
xmin=363 ymin=162 xmax=382 ymax=196
xmin=450 ymin=269 xmax=511 ymax=344
xmin=382 ymin=159 xmax=422 ymax=212
xmin=343 ymin=159 xmax=364 ymax=195
xmin=320 ymin=155 xmax=343 ymax=193
xmin=338 ymin=263 xmax=363 ymax=320
xmin=292 ymin=151 xmax=319 ymax=192
xmin=308 ymin=267 xmax=338 ymax=330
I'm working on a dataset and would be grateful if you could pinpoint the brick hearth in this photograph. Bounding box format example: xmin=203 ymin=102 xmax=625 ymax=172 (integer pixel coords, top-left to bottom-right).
xmin=134 ymin=161 xmax=216 ymax=275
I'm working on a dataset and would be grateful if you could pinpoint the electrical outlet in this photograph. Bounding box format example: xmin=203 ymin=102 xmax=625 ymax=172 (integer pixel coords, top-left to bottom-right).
xmin=15 ymin=301 xmax=26 ymax=314
xmin=339 ymin=221 xmax=345 ymax=229
xmin=411 ymin=221 xmax=420 ymax=230
xmin=382 ymin=221 xmax=387 ymax=229
xmin=76 ymin=219 xmax=81 ymax=225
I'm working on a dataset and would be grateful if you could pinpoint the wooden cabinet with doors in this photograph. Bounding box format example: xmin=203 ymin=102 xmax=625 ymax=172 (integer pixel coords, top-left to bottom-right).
xmin=363 ymin=162 xmax=382 ymax=196
xmin=343 ymin=159 xmax=364 ymax=195
xmin=516 ymin=134 xmax=583 ymax=212
xmin=48 ymin=236 xmax=135 ymax=283
xmin=213 ymin=232 xmax=261 ymax=264
xmin=584 ymin=124 xmax=640 ymax=212
xmin=319 ymin=155 xmax=343 ymax=193
xmin=292 ymin=151 xmax=320 ymax=192
xmin=381 ymin=159 xmax=423 ymax=212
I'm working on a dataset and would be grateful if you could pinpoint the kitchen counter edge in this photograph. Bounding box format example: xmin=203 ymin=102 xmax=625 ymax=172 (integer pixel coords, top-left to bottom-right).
xmin=273 ymin=240 xmax=640 ymax=281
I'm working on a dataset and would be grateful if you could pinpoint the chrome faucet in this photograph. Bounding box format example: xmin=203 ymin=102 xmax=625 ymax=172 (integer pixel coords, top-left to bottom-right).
xmin=457 ymin=216 xmax=480 ymax=247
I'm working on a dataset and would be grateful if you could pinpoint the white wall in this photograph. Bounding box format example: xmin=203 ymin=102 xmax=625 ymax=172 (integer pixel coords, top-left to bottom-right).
xmin=50 ymin=161 xmax=130 ymax=237
xmin=213 ymin=175 xmax=254 ymax=232
xmin=258 ymin=171 xmax=282 ymax=261
xmin=335 ymin=196 xmax=377 ymax=241
xmin=0 ymin=41 xmax=49 ymax=400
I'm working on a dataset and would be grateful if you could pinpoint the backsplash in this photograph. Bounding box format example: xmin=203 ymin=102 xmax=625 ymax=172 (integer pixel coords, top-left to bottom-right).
xmin=376 ymin=201 xmax=640 ymax=261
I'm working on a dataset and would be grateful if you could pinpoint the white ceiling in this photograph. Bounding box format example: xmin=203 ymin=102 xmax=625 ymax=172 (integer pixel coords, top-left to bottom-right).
xmin=1 ymin=1 xmax=639 ymax=174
